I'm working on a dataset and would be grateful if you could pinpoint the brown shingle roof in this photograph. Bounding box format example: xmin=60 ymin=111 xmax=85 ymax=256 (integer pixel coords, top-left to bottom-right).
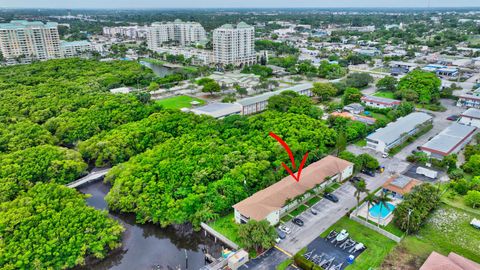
xmin=382 ymin=175 xmax=422 ymax=195
xmin=233 ymin=155 xmax=353 ymax=221
xmin=420 ymin=252 xmax=480 ymax=270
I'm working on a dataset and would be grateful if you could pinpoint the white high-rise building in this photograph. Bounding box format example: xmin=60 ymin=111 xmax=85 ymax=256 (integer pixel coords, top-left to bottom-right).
xmin=102 ymin=26 xmax=149 ymax=40
xmin=60 ymin=41 xmax=92 ymax=58
xmin=213 ymin=22 xmax=256 ymax=67
xmin=147 ymin=19 xmax=206 ymax=50
xmin=0 ymin=20 xmax=61 ymax=61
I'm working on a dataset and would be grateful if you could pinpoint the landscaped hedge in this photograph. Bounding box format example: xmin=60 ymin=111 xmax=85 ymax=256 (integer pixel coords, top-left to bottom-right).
xmin=293 ymin=253 xmax=324 ymax=270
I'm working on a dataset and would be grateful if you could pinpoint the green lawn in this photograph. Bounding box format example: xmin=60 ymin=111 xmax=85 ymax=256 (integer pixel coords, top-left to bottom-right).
xmin=281 ymin=215 xmax=294 ymax=223
xmin=373 ymin=91 xmax=396 ymax=99
xmin=369 ymin=112 xmax=389 ymax=122
xmin=290 ymin=204 xmax=308 ymax=217
xmin=442 ymin=192 xmax=480 ymax=216
xmin=208 ymin=213 xmax=241 ymax=245
xmin=319 ymin=217 xmax=397 ymax=270
xmin=356 ymin=215 xmax=404 ymax=238
xmin=156 ymin=95 xmax=205 ymax=110
xmin=306 ymin=196 xmax=321 ymax=207
xmin=382 ymin=204 xmax=480 ymax=269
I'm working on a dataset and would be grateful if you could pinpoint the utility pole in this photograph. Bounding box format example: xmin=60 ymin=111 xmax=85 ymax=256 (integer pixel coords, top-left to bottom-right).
xmin=406 ymin=208 xmax=413 ymax=236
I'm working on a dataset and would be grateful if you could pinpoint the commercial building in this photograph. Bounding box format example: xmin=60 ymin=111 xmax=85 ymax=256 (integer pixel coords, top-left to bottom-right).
xmin=382 ymin=175 xmax=422 ymax=199
xmin=366 ymin=112 xmax=433 ymax=153
xmin=459 ymin=108 xmax=480 ymax=128
xmin=147 ymin=19 xmax=206 ymax=50
xmin=457 ymin=88 xmax=480 ymax=109
xmin=189 ymin=103 xmax=242 ymax=119
xmin=233 ymin=155 xmax=353 ymax=225
xmin=237 ymin=83 xmax=313 ymax=115
xmin=60 ymin=40 xmax=92 ymax=57
xmin=213 ymin=22 xmax=256 ymax=67
xmin=0 ymin=20 xmax=61 ymax=61
xmin=420 ymin=251 xmax=480 ymax=270
xmin=361 ymin=95 xmax=401 ymax=109
xmin=420 ymin=123 xmax=477 ymax=160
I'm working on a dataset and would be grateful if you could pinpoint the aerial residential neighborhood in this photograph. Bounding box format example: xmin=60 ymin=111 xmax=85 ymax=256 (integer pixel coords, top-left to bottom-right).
xmin=0 ymin=1 xmax=479 ymax=270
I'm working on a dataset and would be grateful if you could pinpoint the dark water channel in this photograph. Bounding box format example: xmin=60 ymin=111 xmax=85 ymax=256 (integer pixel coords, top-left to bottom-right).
xmin=77 ymin=181 xmax=222 ymax=270
xmin=140 ymin=61 xmax=176 ymax=78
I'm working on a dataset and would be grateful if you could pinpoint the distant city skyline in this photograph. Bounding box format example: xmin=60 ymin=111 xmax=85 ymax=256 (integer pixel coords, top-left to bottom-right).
xmin=1 ymin=0 xmax=480 ymax=9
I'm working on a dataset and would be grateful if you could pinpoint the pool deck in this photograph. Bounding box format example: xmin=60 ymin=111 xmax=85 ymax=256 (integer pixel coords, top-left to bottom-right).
xmin=355 ymin=197 xmax=401 ymax=226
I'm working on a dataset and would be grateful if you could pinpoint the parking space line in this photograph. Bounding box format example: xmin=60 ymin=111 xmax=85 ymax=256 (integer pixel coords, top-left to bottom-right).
xmin=274 ymin=245 xmax=293 ymax=257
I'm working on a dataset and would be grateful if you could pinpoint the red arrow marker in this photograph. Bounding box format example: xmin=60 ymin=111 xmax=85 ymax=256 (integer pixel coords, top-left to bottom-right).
xmin=269 ymin=132 xmax=309 ymax=182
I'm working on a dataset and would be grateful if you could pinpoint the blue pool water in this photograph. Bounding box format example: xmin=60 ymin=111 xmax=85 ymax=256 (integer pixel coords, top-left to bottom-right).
xmin=369 ymin=202 xmax=395 ymax=219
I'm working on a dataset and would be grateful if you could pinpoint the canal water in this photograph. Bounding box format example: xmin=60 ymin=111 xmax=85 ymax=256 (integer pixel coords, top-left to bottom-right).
xmin=140 ymin=61 xmax=176 ymax=78
xmin=77 ymin=181 xmax=222 ymax=270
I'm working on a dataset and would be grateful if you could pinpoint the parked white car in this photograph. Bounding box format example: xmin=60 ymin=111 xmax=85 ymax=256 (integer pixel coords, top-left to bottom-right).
xmin=278 ymin=225 xmax=291 ymax=234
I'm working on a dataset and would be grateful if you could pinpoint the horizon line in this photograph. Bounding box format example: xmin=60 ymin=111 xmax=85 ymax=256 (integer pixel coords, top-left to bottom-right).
xmin=1 ymin=6 xmax=480 ymax=10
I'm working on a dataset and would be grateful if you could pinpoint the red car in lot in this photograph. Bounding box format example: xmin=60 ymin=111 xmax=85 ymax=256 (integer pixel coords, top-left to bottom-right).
xmin=447 ymin=115 xmax=460 ymax=121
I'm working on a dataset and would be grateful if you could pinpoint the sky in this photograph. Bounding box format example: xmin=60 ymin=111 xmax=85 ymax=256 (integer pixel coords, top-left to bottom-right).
xmin=1 ymin=0 xmax=480 ymax=9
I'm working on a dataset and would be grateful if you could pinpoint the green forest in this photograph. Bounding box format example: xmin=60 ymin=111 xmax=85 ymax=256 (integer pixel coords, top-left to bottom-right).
xmin=0 ymin=58 xmax=340 ymax=268
xmin=0 ymin=59 xmax=158 ymax=268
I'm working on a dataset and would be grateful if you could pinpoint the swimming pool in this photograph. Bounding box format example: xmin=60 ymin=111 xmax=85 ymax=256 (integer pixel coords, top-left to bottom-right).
xmin=369 ymin=202 xmax=395 ymax=219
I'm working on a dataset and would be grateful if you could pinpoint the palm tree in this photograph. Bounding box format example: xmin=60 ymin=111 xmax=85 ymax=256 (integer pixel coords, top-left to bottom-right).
xmin=354 ymin=180 xmax=368 ymax=216
xmin=376 ymin=191 xmax=393 ymax=227
xmin=364 ymin=192 xmax=377 ymax=222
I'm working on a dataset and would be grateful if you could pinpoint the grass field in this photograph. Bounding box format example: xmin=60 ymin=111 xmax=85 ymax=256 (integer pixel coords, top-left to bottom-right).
xmin=290 ymin=204 xmax=308 ymax=217
xmin=373 ymin=91 xmax=396 ymax=99
xmin=357 ymin=216 xmax=404 ymax=238
xmin=306 ymin=196 xmax=321 ymax=207
xmin=319 ymin=217 xmax=397 ymax=270
xmin=209 ymin=213 xmax=241 ymax=245
xmin=156 ymin=95 xmax=205 ymax=110
xmin=381 ymin=204 xmax=480 ymax=269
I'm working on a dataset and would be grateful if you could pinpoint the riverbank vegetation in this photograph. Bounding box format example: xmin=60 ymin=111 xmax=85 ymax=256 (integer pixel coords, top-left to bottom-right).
xmin=0 ymin=58 xmax=155 ymax=268
xmin=0 ymin=183 xmax=123 ymax=269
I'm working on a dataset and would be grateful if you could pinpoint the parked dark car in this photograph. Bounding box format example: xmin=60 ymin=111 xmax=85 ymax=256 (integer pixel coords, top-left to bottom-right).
xmin=277 ymin=229 xmax=286 ymax=239
xmin=349 ymin=176 xmax=362 ymax=184
xmin=447 ymin=115 xmax=460 ymax=121
xmin=292 ymin=218 xmax=304 ymax=226
xmin=361 ymin=169 xmax=376 ymax=177
xmin=323 ymin=192 xmax=339 ymax=203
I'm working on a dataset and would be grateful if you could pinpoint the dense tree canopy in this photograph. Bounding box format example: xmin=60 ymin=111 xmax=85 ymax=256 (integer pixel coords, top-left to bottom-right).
xmin=267 ymin=91 xmax=323 ymax=119
xmin=0 ymin=145 xmax=87 ymax=203
xmin=0 ymin=58 xmax=161 ymax=146
xmin=79 ymin=110 xmax=206 ymax=166
xmin=397 ymin=70 xmax=441 ymax=104
xmin=0 ymin=183 xmax=123 ymax=269
xmin=312 ymin=82 xmax=337 ymax=102
xmin=104 ymin=111 xmax=337 ymax=226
